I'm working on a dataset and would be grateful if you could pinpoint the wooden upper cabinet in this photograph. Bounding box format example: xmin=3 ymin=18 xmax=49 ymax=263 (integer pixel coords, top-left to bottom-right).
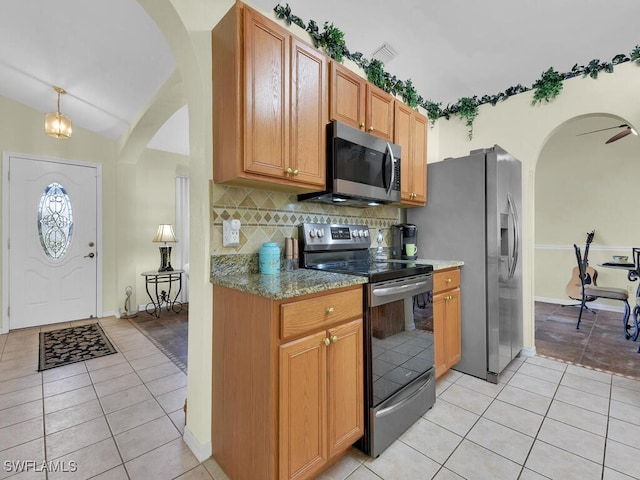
xmin=289 ymin=38 xmax=327 ymax=188
xmin=394 ymin=101 xmax=428 ymax=206
xmin=243 ymin=7 xmax=289 ymax=179
xmin=330 ymin=62 xmax=394 ymax=141
xmin=329 ymin=62 xmax=365 ymax=130
xmin=212 ymin=3 xmax=326 ymax=192
xmin=366 ymin=84 xmax=394 ymax=141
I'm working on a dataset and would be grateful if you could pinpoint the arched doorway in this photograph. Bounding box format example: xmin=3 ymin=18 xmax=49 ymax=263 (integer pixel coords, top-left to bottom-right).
xmin=534 ymin=113 xmax=639 ymax=376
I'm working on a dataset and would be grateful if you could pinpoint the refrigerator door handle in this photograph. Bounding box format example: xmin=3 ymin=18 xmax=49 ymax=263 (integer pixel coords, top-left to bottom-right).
xmin=507 ymin=193 xmax=519 ymax=280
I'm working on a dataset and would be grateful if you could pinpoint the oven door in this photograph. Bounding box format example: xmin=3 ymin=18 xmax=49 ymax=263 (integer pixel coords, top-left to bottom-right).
xmin=363 ymin=274 xmax=435 ymax=457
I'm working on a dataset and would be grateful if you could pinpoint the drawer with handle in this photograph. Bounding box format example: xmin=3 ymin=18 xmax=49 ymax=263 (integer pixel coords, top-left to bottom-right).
xmin=433 ymin=268 xmax=460 ymax=293
xmin=280 ymin=287 xmax=362 ymax=340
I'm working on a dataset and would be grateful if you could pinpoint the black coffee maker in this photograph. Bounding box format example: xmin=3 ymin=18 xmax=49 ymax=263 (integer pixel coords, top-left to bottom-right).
xmin=391 ymin=224 xmax=418 ymax=260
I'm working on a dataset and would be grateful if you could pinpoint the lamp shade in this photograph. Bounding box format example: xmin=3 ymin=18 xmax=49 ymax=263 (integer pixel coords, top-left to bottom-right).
xmin=45 ymin=86 xmax=72 ymax=139
xmin=153 ymin=224 xmax=176 ymax=243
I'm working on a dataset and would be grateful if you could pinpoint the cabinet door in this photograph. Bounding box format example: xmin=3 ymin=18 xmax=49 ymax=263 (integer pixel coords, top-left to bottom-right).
xmin=243 ymin=8 xmax=289 ymax=178
xmin=395 ymin=102 xmax=427 ymax=206
xmin=432 ymin=292 xmax=447 ymax=378
xmin=326 ymin=319 xmax=364 ymax=458
xmin=279 ymin=331 xmax=328 ymax=480
xmin=366 ymin=84 xmax=394 ymax=142
xmin=329 ymin=62 xmax=365 ymax=130
xmin=394 ymin=102 xmax=414 ymax=203
xmin=411 ymin=111 xmax=428 ymax=204
xmin=289 ymin=38 xmax=327 ymax=188
xmin=444 ymin=288 xmax=462 ymax=368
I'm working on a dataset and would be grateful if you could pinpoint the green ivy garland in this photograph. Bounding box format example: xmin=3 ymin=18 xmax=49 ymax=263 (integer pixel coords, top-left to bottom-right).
xmin=273 ymin=3 xmax=640 ymax=139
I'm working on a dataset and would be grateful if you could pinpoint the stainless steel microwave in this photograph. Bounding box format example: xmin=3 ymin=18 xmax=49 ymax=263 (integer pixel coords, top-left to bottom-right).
xmin=298 ymin=121 xmax=401 ymax=207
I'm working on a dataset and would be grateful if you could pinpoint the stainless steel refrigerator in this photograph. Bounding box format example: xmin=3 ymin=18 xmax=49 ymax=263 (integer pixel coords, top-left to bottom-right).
xmin=407 ymin=145 xmax=523 ymax=383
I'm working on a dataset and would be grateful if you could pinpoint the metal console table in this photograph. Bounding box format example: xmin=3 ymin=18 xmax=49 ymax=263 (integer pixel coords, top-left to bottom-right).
xmin=141 ymin=270 xmax=184 ymax=318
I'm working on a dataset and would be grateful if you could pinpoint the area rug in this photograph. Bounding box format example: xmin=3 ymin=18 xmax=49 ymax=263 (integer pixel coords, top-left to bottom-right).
xmin=38 ymin=323 xmax=117 ymax=371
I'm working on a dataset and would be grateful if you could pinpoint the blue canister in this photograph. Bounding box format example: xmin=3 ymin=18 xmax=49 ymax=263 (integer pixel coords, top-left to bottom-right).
xmin=259 ymin=242 xmax=281 ymax=274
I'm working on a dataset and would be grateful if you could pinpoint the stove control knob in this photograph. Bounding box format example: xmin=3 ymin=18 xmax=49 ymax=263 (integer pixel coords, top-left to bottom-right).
xmin=317 ymin=229 xmax=324 ymax=238
xmin=363 ymin=230 xmax=369 ymax=238
xmin=309 ymin=228 xmax=317 ymax=238
xmin=352 ymin=230 xmax=360 ymax=238
xmin=358 ymin=230 xmax=365 ymax=238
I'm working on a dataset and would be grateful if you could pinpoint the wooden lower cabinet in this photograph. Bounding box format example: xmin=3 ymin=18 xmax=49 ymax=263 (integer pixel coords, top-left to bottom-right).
xmin=213 ymin=284 xmax=363 ymax=480
xmin=433 ymin=269 xmax=462 ymax=378
xmin=280 ymin=318 xmax=363 ymax=479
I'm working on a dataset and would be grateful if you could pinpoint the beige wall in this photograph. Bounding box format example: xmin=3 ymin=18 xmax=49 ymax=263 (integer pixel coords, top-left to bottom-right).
xmin=535 ymin=114 xmax=638 ymax=306
xmin=0 ymin=95 xmax=119 ymax=328
xmin=428 ymin=62 xmax=640 ymax=353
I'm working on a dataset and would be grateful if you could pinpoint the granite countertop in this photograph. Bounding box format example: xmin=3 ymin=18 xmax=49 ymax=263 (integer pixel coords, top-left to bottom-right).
xmin=210 ymin=254 xmax=462 ymax=300
xmin=212 ymin=269 xmax=367 ymax=300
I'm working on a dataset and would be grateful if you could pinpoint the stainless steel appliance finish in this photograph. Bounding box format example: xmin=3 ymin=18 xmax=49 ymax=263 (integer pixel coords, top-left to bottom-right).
xmin=407 ymin=145 xmax=523 ymax=383
xmin=299 ymin=223 xmax=435 ymax=457
xmin=297 ymin=121 xmax=401 ymax=207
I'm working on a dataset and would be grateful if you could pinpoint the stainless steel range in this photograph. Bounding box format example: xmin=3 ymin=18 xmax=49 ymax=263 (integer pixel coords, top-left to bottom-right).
xmin=299 ymin=223 xmax=436 ymax=458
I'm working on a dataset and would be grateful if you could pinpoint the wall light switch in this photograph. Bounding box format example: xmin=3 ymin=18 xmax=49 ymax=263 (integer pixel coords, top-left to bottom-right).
xmin=223 ymin=219 xmax=241 ymax=247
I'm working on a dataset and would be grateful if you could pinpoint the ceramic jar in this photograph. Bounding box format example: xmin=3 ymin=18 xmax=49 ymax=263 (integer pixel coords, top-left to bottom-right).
xmin=259 ymin=242 xmax=280 ymax=274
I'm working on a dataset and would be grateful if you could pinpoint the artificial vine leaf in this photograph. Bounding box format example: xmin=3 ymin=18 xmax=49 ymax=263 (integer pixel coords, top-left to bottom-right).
xmin=366 ymin=59 xmax=386 ymax=89
xmin=402 ymin=79 xmax=419 ymax=108
xmin=273 ymin=4 xmax=640 ymax=135
xmin=531 ymin=67 xmax=563 ymax=105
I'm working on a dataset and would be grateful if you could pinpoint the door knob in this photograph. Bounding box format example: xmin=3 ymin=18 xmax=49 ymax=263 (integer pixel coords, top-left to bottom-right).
xmin=84 ymin=252 xmax=95 ymax=258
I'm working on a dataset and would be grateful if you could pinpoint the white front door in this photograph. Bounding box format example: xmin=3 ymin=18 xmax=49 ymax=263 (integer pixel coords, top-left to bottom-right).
xmin=7 ymin=155 xmax=99 ymax=329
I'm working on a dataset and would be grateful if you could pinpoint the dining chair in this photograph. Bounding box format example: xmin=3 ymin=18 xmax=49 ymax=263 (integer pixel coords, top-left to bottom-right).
xmin=574 ymin=244 xmax=631 ymax=337
xmin=632 ymin=248 xmax=640 ymax=350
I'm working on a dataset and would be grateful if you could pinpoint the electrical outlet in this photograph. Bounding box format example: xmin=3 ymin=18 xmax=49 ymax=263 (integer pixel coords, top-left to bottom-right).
xmin=223 ymin=219 xmax=241 ymax=247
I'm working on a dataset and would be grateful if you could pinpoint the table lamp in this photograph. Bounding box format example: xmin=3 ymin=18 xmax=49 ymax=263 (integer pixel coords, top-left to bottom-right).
xmin=153 ymin=224 xmax=176 ymax=271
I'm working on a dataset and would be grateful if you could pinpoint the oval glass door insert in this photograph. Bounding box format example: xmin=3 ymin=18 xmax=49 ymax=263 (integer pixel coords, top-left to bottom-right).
xmin=38 ymin=182 xmax=74 ymax=260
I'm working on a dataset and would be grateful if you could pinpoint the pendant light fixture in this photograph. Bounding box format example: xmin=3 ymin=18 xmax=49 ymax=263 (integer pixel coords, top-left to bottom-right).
xmin=45 ymin=86 xmax=73 ymax=139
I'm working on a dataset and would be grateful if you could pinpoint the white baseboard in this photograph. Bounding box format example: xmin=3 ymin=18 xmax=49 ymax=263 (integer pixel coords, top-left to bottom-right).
xmin=183 ymin=426 xmax=212 ymax=462
xmin=534 ymin=296 xmax=626 ymax=313
xmin=520 ymin=347 xmax=536 ymax=357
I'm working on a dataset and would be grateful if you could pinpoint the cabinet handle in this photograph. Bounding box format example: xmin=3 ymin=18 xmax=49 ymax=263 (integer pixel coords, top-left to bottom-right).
xmin=326 ymin=307 xmax=334 ymax=314
xmin=285 ymin=167 xmax=293 ymax=175
xmin=445 ymin=278 xmax=452 ymax=284
xmin=293 ymin=169 xmax=299 ymax=176
xmin=323 ymin=338 xmax=330 ymax=346
xmin=359 ymin=122 xmax=365 ymax=129
xmin=330 ymin=335 xmax=338 ymax=343
xmin=368 ymin=126 xmax=374 ymax=132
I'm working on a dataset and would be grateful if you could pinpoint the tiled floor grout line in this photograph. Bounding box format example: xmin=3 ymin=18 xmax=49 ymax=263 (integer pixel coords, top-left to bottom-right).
xmin=0 ymin=319 xmax=194 ymax=480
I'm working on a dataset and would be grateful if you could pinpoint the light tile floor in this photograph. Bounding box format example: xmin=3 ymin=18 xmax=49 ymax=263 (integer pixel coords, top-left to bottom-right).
xmin=1 ymin=317 xmax=639 ymax=480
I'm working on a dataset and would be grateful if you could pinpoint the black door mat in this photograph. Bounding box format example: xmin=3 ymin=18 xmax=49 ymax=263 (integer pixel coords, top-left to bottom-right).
xmin=38 ymin=323 xmax=117 ymax=371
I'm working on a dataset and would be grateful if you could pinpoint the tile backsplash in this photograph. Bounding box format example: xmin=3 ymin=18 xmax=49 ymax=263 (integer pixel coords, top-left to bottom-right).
xmin=211 ymin=182 xmax=400 ymax=255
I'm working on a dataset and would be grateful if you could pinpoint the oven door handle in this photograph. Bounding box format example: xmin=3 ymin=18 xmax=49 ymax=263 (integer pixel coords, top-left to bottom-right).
xmin=375 ymin=373 xmax=432 ymax=417
xmin=372 ymin=280 xmax=430 ymax=297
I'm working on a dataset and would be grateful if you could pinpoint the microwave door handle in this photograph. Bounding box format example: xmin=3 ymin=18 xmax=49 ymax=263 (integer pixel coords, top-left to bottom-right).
xmin=385 ymin=142 xmax=396 ymax=197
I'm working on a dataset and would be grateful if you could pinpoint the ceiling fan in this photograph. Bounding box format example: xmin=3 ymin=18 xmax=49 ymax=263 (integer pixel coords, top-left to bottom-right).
xmin=576 ymin=123 xmax=638 ymax=144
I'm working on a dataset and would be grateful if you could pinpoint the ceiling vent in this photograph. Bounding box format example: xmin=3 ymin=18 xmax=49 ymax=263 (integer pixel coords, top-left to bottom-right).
xmin=370 ymin=42 xmax=398 ymax=65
